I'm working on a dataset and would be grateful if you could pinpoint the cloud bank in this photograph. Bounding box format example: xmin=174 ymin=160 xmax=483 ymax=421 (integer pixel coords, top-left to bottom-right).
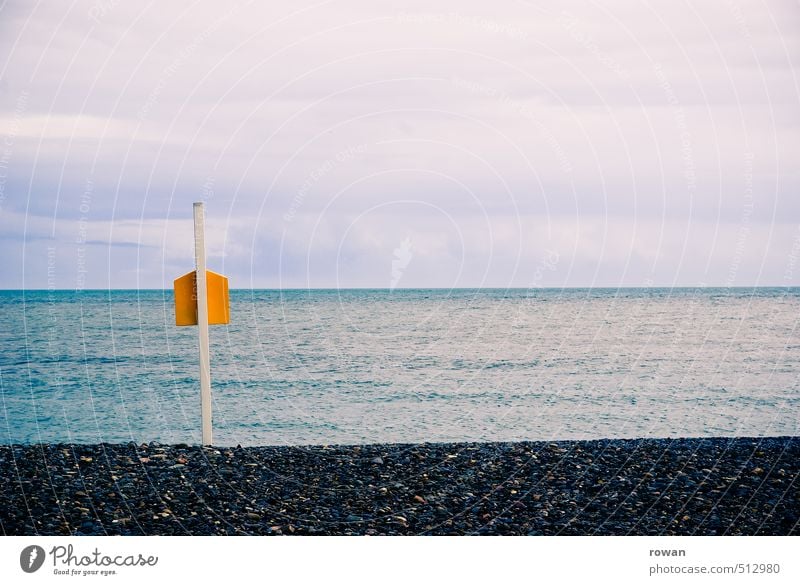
xmin=1 ymin=0 xmax=798 ymax=288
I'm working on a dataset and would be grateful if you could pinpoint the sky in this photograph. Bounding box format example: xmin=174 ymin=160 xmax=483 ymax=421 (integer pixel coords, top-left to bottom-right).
xmin=1 ymin=0 xmax=799 ymax=289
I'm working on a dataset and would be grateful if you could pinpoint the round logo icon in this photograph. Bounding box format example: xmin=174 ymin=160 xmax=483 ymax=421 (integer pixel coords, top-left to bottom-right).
xmin=20 ymin=545 xmax=46 ymax=573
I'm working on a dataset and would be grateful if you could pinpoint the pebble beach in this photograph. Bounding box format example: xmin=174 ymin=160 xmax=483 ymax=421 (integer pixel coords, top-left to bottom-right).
xmin=1 ymin=437 xmax=797 ymax=536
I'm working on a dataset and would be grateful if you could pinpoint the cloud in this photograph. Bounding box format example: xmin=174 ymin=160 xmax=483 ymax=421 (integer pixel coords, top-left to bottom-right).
xmin=1 ymin=0 xmax=798 ymax=287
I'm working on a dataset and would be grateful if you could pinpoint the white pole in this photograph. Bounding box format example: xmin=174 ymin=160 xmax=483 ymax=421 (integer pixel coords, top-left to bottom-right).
xmin=193 ymin=202 xmax=213 ymax=446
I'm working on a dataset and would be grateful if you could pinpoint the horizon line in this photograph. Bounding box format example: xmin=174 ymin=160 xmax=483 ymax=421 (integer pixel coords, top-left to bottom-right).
xmin=3 ymin=285 xmax=799 ymax=292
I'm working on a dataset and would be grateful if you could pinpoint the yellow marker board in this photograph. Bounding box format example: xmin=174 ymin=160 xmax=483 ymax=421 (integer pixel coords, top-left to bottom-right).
xmin=174 ymin=270 xmax=230 ymax=326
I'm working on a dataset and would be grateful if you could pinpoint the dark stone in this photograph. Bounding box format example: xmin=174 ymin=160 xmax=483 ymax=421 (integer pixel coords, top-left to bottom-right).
xmin=0 ymin=436 xmax=797 ymax=536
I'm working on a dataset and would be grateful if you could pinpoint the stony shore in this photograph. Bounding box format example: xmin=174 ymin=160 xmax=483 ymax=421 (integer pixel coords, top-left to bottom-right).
xmin=1 ymin=437 xmax=797 ymax=535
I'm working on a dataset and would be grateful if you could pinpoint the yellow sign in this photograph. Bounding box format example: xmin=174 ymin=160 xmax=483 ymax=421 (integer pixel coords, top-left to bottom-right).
xmin=174 ymin=270 xmax=230 ymax=326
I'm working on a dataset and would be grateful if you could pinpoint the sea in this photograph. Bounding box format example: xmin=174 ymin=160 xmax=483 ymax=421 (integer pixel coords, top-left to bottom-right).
xmin=0 ymin=288 xmax=798 ymax=446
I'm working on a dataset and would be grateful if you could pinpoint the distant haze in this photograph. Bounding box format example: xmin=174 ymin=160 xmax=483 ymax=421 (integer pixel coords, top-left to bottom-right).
xmin=1 ymin=1 xmax=798 ymax=289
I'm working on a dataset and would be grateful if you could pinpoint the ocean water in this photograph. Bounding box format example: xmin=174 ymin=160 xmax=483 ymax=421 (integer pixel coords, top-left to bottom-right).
xmin=0 ymin=288 xmax=798 ymax=446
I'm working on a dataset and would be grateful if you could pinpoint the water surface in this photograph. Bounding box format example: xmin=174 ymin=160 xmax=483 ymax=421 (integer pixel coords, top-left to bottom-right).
xmin=1 ymin=288 xmax=798 ymax=446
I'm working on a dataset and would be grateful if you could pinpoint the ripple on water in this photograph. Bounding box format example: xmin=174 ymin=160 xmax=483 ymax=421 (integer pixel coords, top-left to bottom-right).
xmin=0 ymin=288 xmax=798 ymax=445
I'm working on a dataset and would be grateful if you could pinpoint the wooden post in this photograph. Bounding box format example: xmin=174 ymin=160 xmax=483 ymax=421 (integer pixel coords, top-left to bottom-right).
xmin=193 ymin=202 xmax=213 ymax=446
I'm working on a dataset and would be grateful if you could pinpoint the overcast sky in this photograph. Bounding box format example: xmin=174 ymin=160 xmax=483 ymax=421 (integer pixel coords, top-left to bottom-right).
xmin=1 ymin=0 xmax=798 ymax=289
